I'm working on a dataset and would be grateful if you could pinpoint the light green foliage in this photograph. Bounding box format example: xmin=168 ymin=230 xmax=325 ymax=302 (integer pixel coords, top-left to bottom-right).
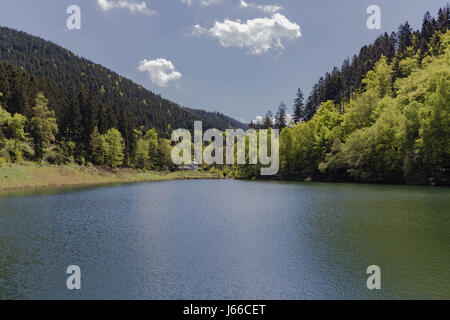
xmin=90 ymin=127 xmax=105 ymax=165
xmin=135 ymin=137 xmax=150 ymax=169
xmin=145 ymin=128 xmax=159 ymax=166
xmin=279 ymin=121 xmax=318 ymax=178
xmin=0 ymin=103 xmax=30 ymax=162
xmin=56 ymin=139 xmax=76 ymax=164
xmin=279 ymin=101 xmax=343 ymax=178
xmin=31 ymin=92 xmax=58 ymax=160
xmin=342 ymin=106 xmax=404 ymax=183
xmin=133 ymin=128 xmax=159 ymax=170
xmin=103 ymin=128 xmax=125 ymax=168
xmin=363 ymin=56 xmax=394 ymax=98
xmin=156 ymin=138 xmax=173 ymax=170
xmin=8 ymin=113 xmax=28 ymax=161
xmin=414 ymin=76 xmax=450 ymax=183
xmin=398 ymin=56 xmax=419 ymax=78
xmin=341 ymin=89 xmax=380 ymax=135
xmin=8 ymin=113 xmax=27 ymax=142
xmin=280 ymin=128 xmax=294 ymax=176
xmin=0 ymin=103 xmax=11 ymax=125
xmin=311 ymin=100 xmax=343 ymax=154
xmin=277 ymin=30 xmax=450 ymax=185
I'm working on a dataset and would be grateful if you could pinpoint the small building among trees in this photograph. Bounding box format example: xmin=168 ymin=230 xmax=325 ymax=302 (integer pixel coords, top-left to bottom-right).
xmin=177 ymin=162 xmax=199 ymax=172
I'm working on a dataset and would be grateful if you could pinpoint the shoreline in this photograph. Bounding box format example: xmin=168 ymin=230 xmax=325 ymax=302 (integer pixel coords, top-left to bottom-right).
xmin=0 ymin=163 xmax=222 ymax=193
xmin=1 ymin=163 xmax=446 ymax=194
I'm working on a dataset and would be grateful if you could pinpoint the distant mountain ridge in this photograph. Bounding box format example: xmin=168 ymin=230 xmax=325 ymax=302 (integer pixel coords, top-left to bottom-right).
xmin=0 ymin=26 xmax=246 ymax=133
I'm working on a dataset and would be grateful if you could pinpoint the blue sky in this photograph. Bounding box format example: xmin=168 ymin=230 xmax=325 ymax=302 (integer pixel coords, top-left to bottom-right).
xmin=0 ymin=0 xmax=447 ymax=122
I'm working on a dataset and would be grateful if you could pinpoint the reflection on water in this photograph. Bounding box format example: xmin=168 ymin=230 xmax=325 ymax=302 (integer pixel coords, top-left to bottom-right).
xmin=0 ymin=180 xmax=449 ymax=299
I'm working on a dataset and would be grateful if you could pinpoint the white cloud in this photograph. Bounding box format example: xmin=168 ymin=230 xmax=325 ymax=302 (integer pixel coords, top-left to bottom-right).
xmin=286 ymin=113 xmax=294 ymax=126
xmin=239 ymin=0 xmax=283 ymax=14
xmin=97 ymin=0 xmax=157 ymax=15
xmin=192 ymin=13 xmax=301 ymax=55
xmin=138 ymin=58 xmax=182 ymax=87
xmin=253 ymin=115 xmax=265 ymax=124
xmin=181 ymin=0 xmax=223 ymax=6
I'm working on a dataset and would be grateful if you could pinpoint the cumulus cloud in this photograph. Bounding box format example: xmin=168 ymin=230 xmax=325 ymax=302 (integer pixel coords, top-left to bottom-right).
xmin=138 ymin=58 xmax=182 ymax=87
xmin=192 ymin=13 xmax=301 ymax=55
xmin=97 ymin=0 xmax=157 ymax=15
xmin=181 ymin=0 xmax=223 ymax=6
xmin=239 ymin=0 xmax=283 ymax=14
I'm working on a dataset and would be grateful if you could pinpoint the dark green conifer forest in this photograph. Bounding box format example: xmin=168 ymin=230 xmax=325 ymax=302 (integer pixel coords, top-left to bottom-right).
xmin=0 ymin=25 xmax=245 ymax=167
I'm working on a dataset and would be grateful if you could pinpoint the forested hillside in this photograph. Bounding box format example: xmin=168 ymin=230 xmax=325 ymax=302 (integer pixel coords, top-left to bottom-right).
xmin=235 ymin=6 xmax=450 ymax=186
xmin=0 ymin=26 xmax=245 ymax=166
xmin=185 ymin=108 xmax=245 ymax=130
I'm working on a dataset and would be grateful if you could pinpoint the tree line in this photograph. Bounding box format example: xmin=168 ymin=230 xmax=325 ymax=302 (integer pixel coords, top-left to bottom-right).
xmin=251 ymin=6 xmax=450 ymax=130
xmin=239 ymin=7 xmax=450 ymax=186
xmin=0 ymin=91 xmax=174 ymax=170
xmin=0 ymin=25 xmax=246 ymax=166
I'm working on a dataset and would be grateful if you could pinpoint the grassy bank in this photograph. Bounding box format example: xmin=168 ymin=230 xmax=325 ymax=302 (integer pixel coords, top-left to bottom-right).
xmin=0 ymin=163 xmax=221 ymax=192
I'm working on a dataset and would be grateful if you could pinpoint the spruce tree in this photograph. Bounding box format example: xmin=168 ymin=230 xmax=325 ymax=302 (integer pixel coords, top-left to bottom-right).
xmin=293 ymin=89 xmax=304 ymax=124
xmin=262 ymin=111 xmax=273 ymax=129
xmin=275 ymin=102 xmax=287 ymax=129
xmin=30 ymin=92 xmax=58 ymax=161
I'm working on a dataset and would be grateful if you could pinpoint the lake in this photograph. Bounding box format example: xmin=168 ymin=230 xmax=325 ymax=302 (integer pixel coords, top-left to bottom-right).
xmin=0 ymin=180 xmax=448 ymax=299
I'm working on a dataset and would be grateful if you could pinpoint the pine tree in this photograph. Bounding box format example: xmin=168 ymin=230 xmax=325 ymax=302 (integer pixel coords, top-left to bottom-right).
xmin=397 ymin=22 xmax=413 ymax=57
xmin=437 ymin=5 xmax=450 ymax=32
xmin=61 ymin=90 xmax=82 ymax=145
xmin=275 ymin=102 xmax=287 ymax=129
xmin=421 ymin=12 xmax=435 ymax=42
xmin=293 ymin=89 xmax=304 ymax=124
xmin=262 ymin=111 xmax=273 ymax=129
xmin=30 ymin=92 xmax=58 ymax=161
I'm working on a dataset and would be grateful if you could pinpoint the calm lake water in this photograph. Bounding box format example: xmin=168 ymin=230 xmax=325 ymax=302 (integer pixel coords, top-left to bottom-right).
xmin=0 ymin=180 xmax=448 ymax=299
